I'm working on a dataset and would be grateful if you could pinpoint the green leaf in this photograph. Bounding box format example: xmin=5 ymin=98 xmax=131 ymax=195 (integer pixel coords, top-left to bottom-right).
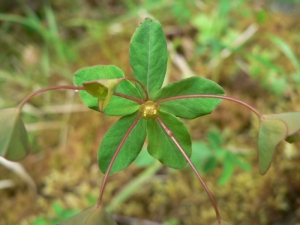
xmin=58 ymin=205 xmax=117 ymax=225
xmin=258 ymin=112 xmax=300 ymax=174
xmin=32 ymin=218 xmax=48 ymax=225
xmin=74 ymin=65 xmax=141 ymax=116
xmin=203 ymin=156 xmax=218 ymax=173
xmin=83 ymin=79 xmax=120 ymax=111
xmin=208 ymin=131 xmax=223 ymax=149
xmin=98 ymin=112 xmax=146 ymax=174
xmin=147 ymin=111 xmax=192 ymax=169
xmin=258 ymin=118 xmax=285 ymax=175
xmin=154 ymin=77 xmax=225 ymax=119
xmin=52 ymin=203 xmax=80 ymax=220
xmin=191 ymin=142 xmax=211 ymax=171
xmin=0 ymin=108 xmax=30 ymax=161
xmin=129 ymin=18 xmax=168 ymax=98
xmin=218 ymin=153 xmax=234 ymax=185
xmin=228 ymin=152 xmax=251 ymax=171
xmin=218 ymin=0 xmax=232 ymax=16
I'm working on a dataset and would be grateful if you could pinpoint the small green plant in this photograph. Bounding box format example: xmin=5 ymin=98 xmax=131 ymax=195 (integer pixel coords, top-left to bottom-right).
xmin=1 ymin=18 xmax=300 ymax=225
xmin=245 ymin=35 xmax=300 ymax=96
xmin=191 ymin=130 xmax=250 ymax=186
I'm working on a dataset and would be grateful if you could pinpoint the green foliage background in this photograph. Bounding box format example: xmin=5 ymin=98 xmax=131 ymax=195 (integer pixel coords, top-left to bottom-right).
xmin=0 ymin=0 xmax=300 ymax=224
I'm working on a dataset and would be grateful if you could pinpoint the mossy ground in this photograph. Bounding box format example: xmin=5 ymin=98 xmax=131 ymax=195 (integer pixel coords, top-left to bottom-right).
xmin=1 ymin=1 xmax=300 ymax=224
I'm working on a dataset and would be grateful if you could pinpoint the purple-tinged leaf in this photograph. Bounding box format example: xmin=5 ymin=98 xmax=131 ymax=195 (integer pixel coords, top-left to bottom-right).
xmin=0 ymin=108 xmax=30 ymax=161
xmin=58 ymin=205 xmax=117 ymax=225
xmin=258 ymin=112 xmax=300 ymax=174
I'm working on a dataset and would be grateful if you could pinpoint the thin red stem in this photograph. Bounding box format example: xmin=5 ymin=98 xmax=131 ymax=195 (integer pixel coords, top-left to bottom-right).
xmin=114 ymin=92 xmax=145 ymax=104
xmin=119 ymin=77 xmax=149 ymax=101
xmin=18 ymin=85 xmax=85 ymax=109
xmin=17 ymin=84 xmax=144 ymax=110
xmin=97 ymin=114 xmax=142 ymax=208
xmin=156 ymin=117 xmax=222 ymax=225
xmin=156 ymin=94 xmax=262 ymax=118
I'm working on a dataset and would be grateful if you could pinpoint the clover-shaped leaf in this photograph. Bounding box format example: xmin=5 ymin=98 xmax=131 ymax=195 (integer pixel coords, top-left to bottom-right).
xmin=0 ymin=108 xmax=30 ymax=161
xmin=74 ymin=18 xmax=224 ymax=175
xmin=58 ymin=205 xmax=117 ymax=225
xmin=258 ymin=112 xmax=300 ymax=175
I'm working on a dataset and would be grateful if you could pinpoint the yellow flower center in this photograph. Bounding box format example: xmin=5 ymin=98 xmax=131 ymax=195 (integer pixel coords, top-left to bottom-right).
xmin=139 ymin=101 xmax=160 ymax=119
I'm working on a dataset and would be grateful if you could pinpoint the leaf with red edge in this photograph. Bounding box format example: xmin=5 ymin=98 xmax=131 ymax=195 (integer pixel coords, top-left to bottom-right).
xmin=258 ymin=112 xmax=300 ymax=175
xmin=58 ymin=205 xmax=117 ymax=225
xmin=0 ymin=108 xmax=30 ymax=161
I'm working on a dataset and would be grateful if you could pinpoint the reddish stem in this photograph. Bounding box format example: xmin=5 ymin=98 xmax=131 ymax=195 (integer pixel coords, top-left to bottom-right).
xmin=18 ymin=85 xmax=85 ymax=109
xmin=156 ymin=117 xmax=222 ymax=225
xmin=17 ymin=85 xmax=145 ymax=110
xmin=97 ymin=114 xmax=142 ymax=208
xmin=156 ymin=94 xmax=262 ymax=118
xmin=114 ymin=92 xmax=145 ymax=104
xmin=119 ymin=77 xmax=149 ymax=101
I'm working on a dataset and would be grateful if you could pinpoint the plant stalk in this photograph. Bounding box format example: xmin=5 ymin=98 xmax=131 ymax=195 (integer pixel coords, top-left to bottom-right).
xmin=17 ymin=85 xmax=144 ymax=110
xmin=114 ymin=92 xmax=145 ymax=104
xmin=18 ymin=85 xmax=85 ymax=109
xmin=156 ymin=117 xmax=222 ymax=225
xmin=156 ymin=94 xmax=262 ymax=118
xmin=97 ymin=114 xmax=142 ymax=208
xmin=119 ymin=77 xmax=149 ymax=101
